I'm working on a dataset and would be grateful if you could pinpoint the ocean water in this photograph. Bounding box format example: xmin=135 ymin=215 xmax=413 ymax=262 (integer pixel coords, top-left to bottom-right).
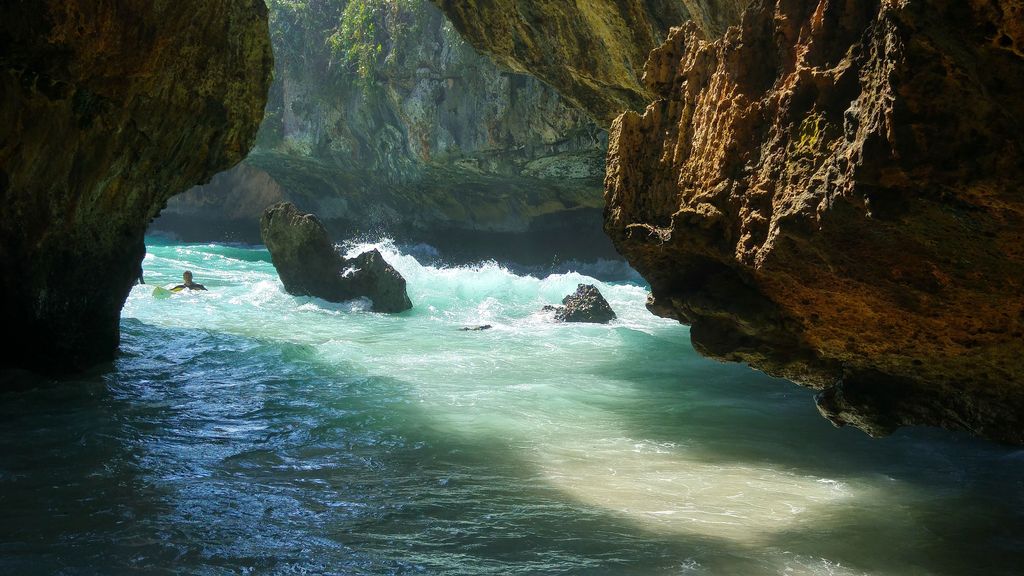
xmin=2 ymin=239 xmax=1023 ymax=575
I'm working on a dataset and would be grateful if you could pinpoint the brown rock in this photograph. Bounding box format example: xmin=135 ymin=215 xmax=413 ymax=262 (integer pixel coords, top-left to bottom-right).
xmin=434 ymin=0 xmax=1024 ymax=443
xmin=604 ymin=1 xmax=1024 ymax=442
xmin=0 ymin=1 xmax=273 ymax=373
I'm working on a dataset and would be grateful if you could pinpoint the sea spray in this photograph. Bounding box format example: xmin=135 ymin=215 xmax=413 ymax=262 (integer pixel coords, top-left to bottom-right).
xmin=2 ymin=238 xmax=1017 ymax=574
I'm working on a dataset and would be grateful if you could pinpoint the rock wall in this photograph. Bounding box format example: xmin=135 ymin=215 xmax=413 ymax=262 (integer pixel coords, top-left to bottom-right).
xmin=155 ymin=0 xmax=614 ymax=262
xmin=605 ymin=0 xmax=1024 ymax=442
xmin=435 ymin=0 xmax=1024 ymax=443
xmin=0 ymin=1 xmax=272 ymax=373
xmin=434 ymin=0 xmax=752 ymax=123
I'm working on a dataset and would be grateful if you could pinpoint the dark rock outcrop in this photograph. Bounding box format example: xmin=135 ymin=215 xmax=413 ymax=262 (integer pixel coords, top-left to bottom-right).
xmin=545 ymin=284 xmax=617 ymax=324
xmin=260 ymin=202 xmax=413 ymax=313
xmin=342 ymin=250 xmax=415 ymax=314
xmin=434 ymin=1 xmax=1024 ymax=443
xmin=0 ymin=1 xmax=273 ymax=373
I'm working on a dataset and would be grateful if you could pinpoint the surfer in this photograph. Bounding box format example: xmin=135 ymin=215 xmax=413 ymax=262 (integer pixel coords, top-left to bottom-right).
xmin=172 ymin=270 xmax=207 ymax=292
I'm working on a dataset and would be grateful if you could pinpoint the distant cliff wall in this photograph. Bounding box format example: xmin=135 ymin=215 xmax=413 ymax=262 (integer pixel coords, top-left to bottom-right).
xmin=156 ymin=0 xmax=613 ymax=262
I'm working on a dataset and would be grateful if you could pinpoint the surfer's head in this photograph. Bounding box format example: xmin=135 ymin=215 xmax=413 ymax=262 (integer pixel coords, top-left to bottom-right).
xmin=183 ymin=270 xmax=193 ymax=284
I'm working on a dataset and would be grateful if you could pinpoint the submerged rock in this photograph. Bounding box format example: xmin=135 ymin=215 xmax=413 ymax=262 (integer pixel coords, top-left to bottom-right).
xmin=0 ymin=0 xmax=272 ymax=374
xmin=546 ymin=284 xmax=616 ymax=324
xmin=260 ymin=203 xmax=412 ymax=313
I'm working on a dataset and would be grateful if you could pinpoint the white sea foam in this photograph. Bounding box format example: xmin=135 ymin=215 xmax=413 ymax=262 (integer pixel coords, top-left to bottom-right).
xmin=117 ymin=238 xmax=1004 ymax=575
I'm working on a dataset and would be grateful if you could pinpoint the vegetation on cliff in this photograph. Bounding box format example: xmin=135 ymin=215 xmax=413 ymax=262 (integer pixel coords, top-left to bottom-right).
xmin=158 ymin=0 xmax=609 ymax=258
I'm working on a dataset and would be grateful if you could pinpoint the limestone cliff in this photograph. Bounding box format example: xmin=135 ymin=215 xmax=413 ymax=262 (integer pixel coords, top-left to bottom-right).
xmin=0 ymin=2 xmax=272 ymax=372
xmin=437 ymin=1 xmax=1024 ymax=443
xmin=155 ymin=0 xmax=612 ymax=263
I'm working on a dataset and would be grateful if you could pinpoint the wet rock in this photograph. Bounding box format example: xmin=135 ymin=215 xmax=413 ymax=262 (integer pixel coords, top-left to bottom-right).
xmin=547 ymin=284 xmax=617 ymax=324
xmin=260 ymin=203 xmax=412 ymax=313
xmin=0 ymin=0 xmax=272 ymax=374
xmin=343 ymin=250 xmax=415 ymax=314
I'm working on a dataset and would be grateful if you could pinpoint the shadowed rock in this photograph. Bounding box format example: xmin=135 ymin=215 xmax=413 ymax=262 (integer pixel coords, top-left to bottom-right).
xmin=0 ymin=0 xmax=272 ymax=374
xmin=545 ymin=284 xmax=617 ymax=324
xmin=260 ymin=202 xmax=412 ymax=313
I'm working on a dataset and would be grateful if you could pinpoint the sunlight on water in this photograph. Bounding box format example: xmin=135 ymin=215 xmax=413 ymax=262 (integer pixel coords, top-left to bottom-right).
xmin=1 ymin=239 xmax=1021 ymax=575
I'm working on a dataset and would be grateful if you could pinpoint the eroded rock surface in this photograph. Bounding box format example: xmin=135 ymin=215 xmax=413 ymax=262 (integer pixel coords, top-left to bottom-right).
xmin=434 ymin=0 xmax=1024 ymax=442
xmin=261 ymin=202 xmax=412 ymax=313
xmin=0 ymin=1 xmax=272 ymax=373
xmin=604 ymin=1 xmax=1024 ymax=442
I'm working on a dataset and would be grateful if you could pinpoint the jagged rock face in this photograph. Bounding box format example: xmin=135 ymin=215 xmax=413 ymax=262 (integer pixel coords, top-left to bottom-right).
xmin=605 ymin=1 xmax=1024 ymax=442
xmin=156 ymin=0 xmax=613 ymax=262
xmin=432 ymin=0 xmax=1024 ymax=442
xmin=0 ymin=1 xmax=272 ymax=373
xmin=261 ymin=202 xmax=412 ymax=313
xmin=433 ymin=0 xmax=750 ymax=123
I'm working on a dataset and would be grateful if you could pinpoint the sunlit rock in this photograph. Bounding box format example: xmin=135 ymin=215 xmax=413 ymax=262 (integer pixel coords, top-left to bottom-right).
xmin=434 ymin=0 xmax=1024 ymax=443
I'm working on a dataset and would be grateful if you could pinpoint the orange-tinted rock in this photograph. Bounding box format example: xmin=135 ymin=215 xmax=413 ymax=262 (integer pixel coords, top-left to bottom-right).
xmin=605 ymin=1 xmax=1024 ymax=442
xmin=0 ymin=1 xmax=272 ymax=372
xmin=433 ymin=0 xmax=1024 ymax=442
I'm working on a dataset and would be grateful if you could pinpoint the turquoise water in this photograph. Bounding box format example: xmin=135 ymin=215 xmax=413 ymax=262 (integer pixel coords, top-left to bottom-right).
xmin=2 ymin=239 xmax=1023 ymax=574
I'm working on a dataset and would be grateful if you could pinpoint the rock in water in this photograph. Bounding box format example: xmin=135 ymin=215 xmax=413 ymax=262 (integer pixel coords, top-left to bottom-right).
xmin=343 ymin=250 xmax=415 ymax=314
xmin=259 ymin=203 xmax=346 ymax=298
xmin=260 ymin=203 xmax=412 ymax=313
xmin=548 ymin=284 xmax=617 ymax=324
